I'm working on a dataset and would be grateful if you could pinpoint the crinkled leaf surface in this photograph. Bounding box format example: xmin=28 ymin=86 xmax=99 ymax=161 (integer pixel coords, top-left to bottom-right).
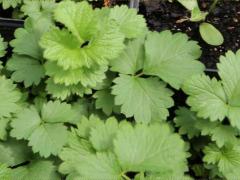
xmin=143 ymin=31 xmax=204 ymax=89
xmin=112 ymin=74 xmax=174 ymax=123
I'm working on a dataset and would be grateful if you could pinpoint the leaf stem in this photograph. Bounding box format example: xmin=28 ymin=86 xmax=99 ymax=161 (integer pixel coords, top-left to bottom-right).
xmin=209 ymin=0 xmax=219 ymax=12
xmin=121 ymin=173 xmax=131 ymax=180
xmin=135 ymin=72 xmax=144 ymax=77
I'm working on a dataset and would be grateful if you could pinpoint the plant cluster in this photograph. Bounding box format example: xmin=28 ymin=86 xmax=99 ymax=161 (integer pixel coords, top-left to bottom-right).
xmin=0 ymin=0 xmax=239 ymax=179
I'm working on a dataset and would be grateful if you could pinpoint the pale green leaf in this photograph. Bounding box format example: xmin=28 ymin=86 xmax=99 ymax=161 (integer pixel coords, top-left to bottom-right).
xmin=144 ymin=31 xmax=204 ymax=89
xmin=7 ymin=55 xmax=45 ymax=87
xmin=11 ymin=106 xmax=41 ymax=140
xmin=204 ymin=144 xmax=240 ymax=179
xmin=46 ymin=78 xmax=92 ymax=100
xmin=0 ymin=139 xmax=32 ymax=166
xmin=90 ymin=117 xmax=119 ymax=151
xmin=0 ymin=118 xmax=10 ymax=140
xmin=41 ymin=101 xmax=77 ymax=123
xmin=11 ymin=160 xmax=60 ymax=180
xmin=0 ymin=76 xmax=21 ymax=118
xmin=0 ymin=35 xmax=7 ymax=58
xmin=28 ymin=123 xmax=68 ymax=157
xmin=199 ymin=23 xmax=224 ymax=46
xmin=93 ymin=89 xmax=117 ymax=116
xmin=109 ymin=5 xmax=147 ymax=38
xmin=110 ymin=37 xmax=144 ymax=75
xmin=112 ymin=74 xmax=174 ymax=123
xmin=0 ymin=0 xmax=22 ymax=9
xmin=114 ymin=123 xmax=188 ymax=175
xmin=183 ymin=74 xmax=227 ymax=121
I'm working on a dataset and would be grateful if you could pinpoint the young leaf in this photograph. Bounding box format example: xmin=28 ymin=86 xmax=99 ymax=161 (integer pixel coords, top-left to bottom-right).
xmin=199 ymin=23 xmax=224 ymax=46
xmin=177 ymin=0 xmax=198 ymax=10
xmin=112 ymin=74 xmax=174 ymax=123
xmin=143 ymin=31 xmax=204 ymax=89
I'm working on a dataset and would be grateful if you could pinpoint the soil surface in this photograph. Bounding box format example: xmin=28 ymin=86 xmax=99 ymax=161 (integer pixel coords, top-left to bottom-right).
xmin=139 ymin=0 xmax=240 ymax=69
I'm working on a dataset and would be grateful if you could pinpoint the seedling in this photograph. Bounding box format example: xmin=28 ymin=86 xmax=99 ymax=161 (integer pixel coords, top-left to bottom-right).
xmin=177 ymin=0 xmax=224 ymax=46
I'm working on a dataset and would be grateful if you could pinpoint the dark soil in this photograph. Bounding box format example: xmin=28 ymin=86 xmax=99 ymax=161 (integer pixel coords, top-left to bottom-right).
xmin=139 ymin=0 xmax=240 ymax=69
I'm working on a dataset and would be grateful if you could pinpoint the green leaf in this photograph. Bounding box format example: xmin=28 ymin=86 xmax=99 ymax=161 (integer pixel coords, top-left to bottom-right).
xmin=40 ymin=1 xmax=125 ymax=70
xmin=183 ymin=74 xmax=227 ymax=121
xmin=11 ymin=101 xmax=74 ymax=157
xmin=0 ymin=0 xmax=22 ymax=9
xmin=28 ymin=123 xmax=68 ymax=157
xmin=177 ymin=0 xmax=198 ymax=10
xmin=11 ymin=160 xmax=60 ymax=180
xmin=199 ymin=23 xmax=224 ymax=46
xmin=112 ymin=74 xmax=174 ymax=123
xmin=184 ymin=50 xmax=240 ymax=129
xmin=174 ymin=107 xmax=201 ymax=139
xmin=75 ymin=115 xmax=103 ymax=139
xmin=0 ymin=35 xmax=7 ymax=58
xmin=11 ymin=106 xmax=41 ymax=140
xmin=190 ymin=7 xmax=208 ymax=22
xmin=46 ymin=78 xmax=92 ymax=100
xmin=143 ymin=31 xmax=204 ymax=89
xmin=114 ymin=123 xmax=188 ymax=175
xmin=109 ymin=5 xmax=147 ymax=38
xmin=45 ymin=61 xmax=107 ymax=87
xmin=0 ymin=139 xmax=32 ymax=166
xmin=0 ymin=118 xmax=10 ymax=140
xmin=93 ymin=89 xmax=117 ymax=116
xmin=21 ymin=0 xmax=56 ymax=19
xmin=0 ymin=163 xmax=11 ymax=179
xmin=7 ymin=55 xmax=45 ymax=87
xmin=41 ymin=100 xmax=77 ymax=123
xmin=204 ymin=143 xmax=240 ymax=179
xmin=0 ymin=76 xmax=21 ymax=118
xmin=110 ymin=37 xmax=144 ymax=75
xmin=90 ymin=117 xmax=119 ymax=151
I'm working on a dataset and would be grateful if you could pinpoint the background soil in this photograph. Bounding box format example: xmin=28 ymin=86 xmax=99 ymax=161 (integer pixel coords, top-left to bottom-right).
xmin=140 ymin=0 xmax=240 ymax=69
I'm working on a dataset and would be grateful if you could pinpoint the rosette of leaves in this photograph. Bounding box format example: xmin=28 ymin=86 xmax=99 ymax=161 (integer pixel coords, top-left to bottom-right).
xmin=40 ymin=0 xmax=146 ymax=100
xmin=59 ymin=115 xmax=189 ymax=179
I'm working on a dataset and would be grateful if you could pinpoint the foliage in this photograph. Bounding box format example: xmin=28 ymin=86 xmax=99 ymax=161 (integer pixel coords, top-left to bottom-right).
xmin=176 ymin=0 xmax=224 ymax=46
xmin=0 ymin=0 xmax=237 ymax=179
